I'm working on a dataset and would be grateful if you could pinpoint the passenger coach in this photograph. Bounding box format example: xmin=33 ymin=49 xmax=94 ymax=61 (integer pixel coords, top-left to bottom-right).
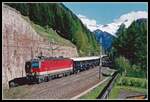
xmin=71 ymin=56 xmax=100 ymax=73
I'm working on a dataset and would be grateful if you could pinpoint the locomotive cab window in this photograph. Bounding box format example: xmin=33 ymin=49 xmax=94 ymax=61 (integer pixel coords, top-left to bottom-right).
xmin=31 ymin=61 xmax=39 ymax=68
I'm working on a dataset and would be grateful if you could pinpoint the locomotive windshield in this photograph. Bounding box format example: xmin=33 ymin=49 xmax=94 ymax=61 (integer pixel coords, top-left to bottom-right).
xmin=31 ymin=60 xmax=39 ymax=68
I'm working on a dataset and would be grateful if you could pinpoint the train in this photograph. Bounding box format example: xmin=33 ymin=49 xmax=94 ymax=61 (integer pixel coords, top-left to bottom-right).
xmin=8 ymin=55 xmax=112 ymax=87
xmin=25 ymin=56 xmax=102 ymax=84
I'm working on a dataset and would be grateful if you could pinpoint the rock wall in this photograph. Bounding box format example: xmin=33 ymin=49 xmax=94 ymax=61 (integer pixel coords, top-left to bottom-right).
xmin=2 ymin=4 xmax=78 ymax=88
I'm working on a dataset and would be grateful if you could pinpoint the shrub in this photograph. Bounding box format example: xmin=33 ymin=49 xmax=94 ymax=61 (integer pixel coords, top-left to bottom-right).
xmin=116 ymin=77 xmax=147 ymax=88
xmin=126 ymin=64 xmax=146 ymax=78
xmin=130 ymin=79 xmax=136 ymax=87
xmin=116 ymin=76 xmax=122 ymax=85
xmin=114 ymin=56 xmax=131 ymax=75
xmin=114 ymin=56 xmax=146 ymax=78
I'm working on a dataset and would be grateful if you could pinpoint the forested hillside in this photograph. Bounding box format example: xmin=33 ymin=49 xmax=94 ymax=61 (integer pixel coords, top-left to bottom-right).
xmin=6 ymin=3 xmax=100 ymax=56
xmin=112 ymin=18 xmax=147 ymax=78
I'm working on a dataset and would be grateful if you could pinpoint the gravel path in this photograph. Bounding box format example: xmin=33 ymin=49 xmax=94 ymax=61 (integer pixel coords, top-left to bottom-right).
xmin=117 ymin=89 xmax=145 ymax=99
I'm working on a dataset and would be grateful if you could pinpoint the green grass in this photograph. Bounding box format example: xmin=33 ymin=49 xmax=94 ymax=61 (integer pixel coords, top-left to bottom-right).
xmin=118 ymin=86 xmax=147 ymax=94
xmin=108 ymin=85 xmax=120 ymax=99
xmin=32 ymin=23 xmax=76 ymax=47
xmin=108 ymin=76 xmax=147 ymax=99
xmin=108 ymin=85 xmax=147 ymax=99
xmin=79 ymin=78 xmax=111 ymax=99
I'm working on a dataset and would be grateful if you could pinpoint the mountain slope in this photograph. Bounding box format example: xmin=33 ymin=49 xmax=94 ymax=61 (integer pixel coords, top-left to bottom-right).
xmin=6 ymin=3 xmax=100 ymax=56
xmin=93 ymin=29 xmax=114 ymax=53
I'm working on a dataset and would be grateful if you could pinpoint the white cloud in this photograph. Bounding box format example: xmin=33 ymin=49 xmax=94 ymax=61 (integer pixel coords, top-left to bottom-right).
xmin=77 ymin=11 xmax=148 ymax=36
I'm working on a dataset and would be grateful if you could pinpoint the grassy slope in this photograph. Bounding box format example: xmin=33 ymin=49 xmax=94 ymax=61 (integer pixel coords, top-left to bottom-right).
xmin=22 ymin=16 xmax=76 ymax=47
xmin=32 ymin=23 xmax=76 ymax=47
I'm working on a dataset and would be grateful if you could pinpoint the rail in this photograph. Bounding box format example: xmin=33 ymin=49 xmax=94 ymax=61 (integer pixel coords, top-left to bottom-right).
xmin=97 ymin=71 xmax=119 ymax=99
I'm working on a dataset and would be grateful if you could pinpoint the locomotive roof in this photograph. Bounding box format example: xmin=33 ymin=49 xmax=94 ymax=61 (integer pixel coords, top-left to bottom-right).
xmin=31 ymin=56 xmax=70 ymax=61
xmin=70 ymin=56 xmax=100 ymax=61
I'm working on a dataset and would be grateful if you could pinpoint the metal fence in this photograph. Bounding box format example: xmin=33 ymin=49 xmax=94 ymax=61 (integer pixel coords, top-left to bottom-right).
xmin=97 ymin=71 xmax=119 ymax=99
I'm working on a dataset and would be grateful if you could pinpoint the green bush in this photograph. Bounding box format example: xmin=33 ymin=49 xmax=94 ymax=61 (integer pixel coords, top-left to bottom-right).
xmin=116 ymin=74 xmax=122 ymax=85
xmin=122 ymin=79 xmax=127 ymax=86
xmin=116 ymin=77 xmax=147 ymax=88
xmin=126 ymin=64 xmax=146 ymax=78
xmin=130 ymin=79 xmax=136 ymax=87
xmin=114 ymin=56 xmax=131 ymax=75
xmin=114 ymin=56 xmax=146 ymax=78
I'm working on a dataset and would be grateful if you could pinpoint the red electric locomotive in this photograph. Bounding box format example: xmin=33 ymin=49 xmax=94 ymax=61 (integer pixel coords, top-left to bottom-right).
xmin=25 ymin=56 xmax=73 ymax=83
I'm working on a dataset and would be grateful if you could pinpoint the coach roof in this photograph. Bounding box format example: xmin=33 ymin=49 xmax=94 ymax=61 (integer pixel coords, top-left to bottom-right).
xmin=70 ymin=56 xmax=100 ymax=61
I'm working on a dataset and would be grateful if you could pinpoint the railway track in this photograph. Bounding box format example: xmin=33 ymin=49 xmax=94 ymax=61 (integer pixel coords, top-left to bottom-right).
xmin=19 ymin=66 xmax=108 ymax=99
xmin=27 ymin=69 xmax=99 ymax=98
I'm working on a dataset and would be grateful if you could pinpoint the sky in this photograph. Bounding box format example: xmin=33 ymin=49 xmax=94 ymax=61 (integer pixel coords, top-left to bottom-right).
xmin=63 ymin=2 xmax=148 ymax=25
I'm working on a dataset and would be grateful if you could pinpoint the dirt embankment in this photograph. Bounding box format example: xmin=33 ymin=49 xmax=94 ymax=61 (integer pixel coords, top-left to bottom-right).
xmin=2 ymin=4 xmax=78 ymax=88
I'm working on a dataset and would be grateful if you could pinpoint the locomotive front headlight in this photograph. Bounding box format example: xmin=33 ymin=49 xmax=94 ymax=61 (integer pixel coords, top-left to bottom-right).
xmin=32 ymin=73 xmax=34 ymax=75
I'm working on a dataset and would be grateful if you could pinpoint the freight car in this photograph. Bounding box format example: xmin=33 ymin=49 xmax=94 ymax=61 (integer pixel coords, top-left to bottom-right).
xmin=25 ymin=56 xmax=100 ymax=84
